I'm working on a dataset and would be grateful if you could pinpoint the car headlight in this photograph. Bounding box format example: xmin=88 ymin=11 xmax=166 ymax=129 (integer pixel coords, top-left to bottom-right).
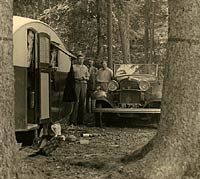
xmin=108 ymin=80 xmax=119 ymax=91
xmin=139 ymin=80 xmax=150 ymax=91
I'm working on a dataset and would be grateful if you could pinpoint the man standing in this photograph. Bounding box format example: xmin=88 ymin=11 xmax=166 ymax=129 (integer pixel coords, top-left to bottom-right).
xmin=96 ymin=60 xmax=113 ymax=91
xmin=62 ymin=64 xmax=77 ymax=126
xmin=71 ymin=54 xmax=90 ymax=125
xmin=86 ymin=59 xmax=97 ymax=112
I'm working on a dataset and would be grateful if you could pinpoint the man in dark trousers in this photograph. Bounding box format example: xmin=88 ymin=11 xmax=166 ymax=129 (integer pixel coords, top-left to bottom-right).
xmin=62 ymin=63 xmax=77 ymax=125
xmin=71 ymin=54 xmax=90 ymax=125
xmin=86 ymin=59 xmax=97 ymax=112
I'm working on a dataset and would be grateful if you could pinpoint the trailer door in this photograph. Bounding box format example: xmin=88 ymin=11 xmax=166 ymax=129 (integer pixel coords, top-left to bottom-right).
xmin=38 ymin=33 xmax=51 ymax=124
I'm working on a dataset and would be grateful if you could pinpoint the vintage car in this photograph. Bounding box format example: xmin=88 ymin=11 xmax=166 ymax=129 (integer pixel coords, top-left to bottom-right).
xmin=92 ymin=64 xmax=163 ymax=126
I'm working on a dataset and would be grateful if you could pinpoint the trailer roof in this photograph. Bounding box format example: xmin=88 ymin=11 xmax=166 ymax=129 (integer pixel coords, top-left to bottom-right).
xmin=13 ymin=16 xmax=44 ymax=33
xmin=13 ymin=16 xmax=76 ymax=58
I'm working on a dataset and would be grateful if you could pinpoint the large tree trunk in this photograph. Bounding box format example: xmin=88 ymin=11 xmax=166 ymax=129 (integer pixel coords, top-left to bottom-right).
xmin=0 ymin=1 xmax=19 ymax=178
xmin=115 ymin=0 xmax=130 ymax=64
xmin=144 ymin=0 xmax=150 ymax=63
xmin=144 ymin=0 xmax=155 ymax=64
xmin=107 ymin=0 xmax=113 ymax=68
xmin=105 ymin=0 xmax=200 ymax=179
xmin=149 ymin=0 xmax=155 ymax=64
xmin=96 ymin=0 xmax=104 ymax=61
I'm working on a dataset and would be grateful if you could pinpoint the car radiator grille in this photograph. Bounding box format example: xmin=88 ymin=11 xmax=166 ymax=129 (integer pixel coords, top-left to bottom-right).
xmin=119 ymin=91 xmax=141 ymax=108
xmin=118 ymin=79 xmax=143 ymax=108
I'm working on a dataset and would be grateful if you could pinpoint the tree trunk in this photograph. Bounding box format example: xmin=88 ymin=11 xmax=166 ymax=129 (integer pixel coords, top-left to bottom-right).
xmin=107 ymin=0 xmax=113 ymax=68
xmin=0 ymin=1 xmax=19 ymax=178
xmin=106 ymin=0 xmax=200 ymax=178
xmin=144 ymin=0 xmax=150 ymax=63
xmin=116 ymin=1 xmax=130 ymax=64
xmin=96 ymin=0 xmax=104 ymax=61
xmin=149 ymin=0 xmax=155 ymax=64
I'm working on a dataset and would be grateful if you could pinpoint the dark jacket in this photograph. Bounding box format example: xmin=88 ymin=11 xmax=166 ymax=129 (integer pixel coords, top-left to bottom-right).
xmin=63 ymin=65 xmax=77 ymax=102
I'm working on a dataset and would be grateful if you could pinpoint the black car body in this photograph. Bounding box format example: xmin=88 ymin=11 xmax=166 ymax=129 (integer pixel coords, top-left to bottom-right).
xmin=92 ymin=64 xmax=163 ymax=123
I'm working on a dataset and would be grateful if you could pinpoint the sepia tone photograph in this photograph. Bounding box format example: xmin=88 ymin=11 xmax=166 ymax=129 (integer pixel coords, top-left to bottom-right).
xmin=1 ymin=0 xmax=200 ymax=179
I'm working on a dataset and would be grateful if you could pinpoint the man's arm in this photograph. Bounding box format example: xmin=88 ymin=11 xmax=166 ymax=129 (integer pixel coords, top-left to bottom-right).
xmin=84 ymin=66 xmax=90 ymax=81
xmin=96 ymin=69 xmax=101 ymax=82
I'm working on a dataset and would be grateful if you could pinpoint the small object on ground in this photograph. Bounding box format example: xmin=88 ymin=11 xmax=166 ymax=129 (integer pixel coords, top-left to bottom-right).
xmin=51 ymin=123 xmax=62 ymax=137
xmin=56 ymin=165 xmax=61 ymax=169
xmin=84 ymin=153 xmax=102 ymax=158
xmin=80 ymin=139 xmax=90 ymax=145
xmin=109 ymin=144 xmax=120 ymax=147
xmin=66 ymin=135 xmax=77 ymax=142
xmin=28 ymin=135 xmax=65 ymax=157
xmin=32 ymin=135 xmax=53 ymax=148
xmin=81 ymin=133 xmax=101 ymax=137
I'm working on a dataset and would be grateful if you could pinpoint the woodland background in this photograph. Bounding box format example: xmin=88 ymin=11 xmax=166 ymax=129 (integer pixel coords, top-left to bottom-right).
xmin=2 ymin=1 xmax=200 ymax=179
xmin=13 ymin=0 xmax=168 ymax=66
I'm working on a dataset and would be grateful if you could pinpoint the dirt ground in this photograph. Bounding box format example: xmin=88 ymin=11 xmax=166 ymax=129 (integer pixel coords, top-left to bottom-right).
xmin=19 ymin=118 xmax=157 ymax=179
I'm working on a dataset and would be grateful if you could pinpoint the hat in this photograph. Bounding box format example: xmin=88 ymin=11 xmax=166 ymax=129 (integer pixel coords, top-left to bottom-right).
xmin=88 ymin=59 xmax=94 ymax=62
xmin=77 ymin=51 xmax=84 ymax=57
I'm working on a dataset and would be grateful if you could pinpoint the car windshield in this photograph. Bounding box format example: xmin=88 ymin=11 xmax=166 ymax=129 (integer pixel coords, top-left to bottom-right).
xmin=114 ymin=64 xmax=158 ymax=77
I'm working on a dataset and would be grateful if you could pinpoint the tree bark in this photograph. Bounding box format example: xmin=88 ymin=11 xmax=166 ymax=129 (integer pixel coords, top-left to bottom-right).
xmin=115 ymin=0 xmax=130 ymax=64
xmin=107 ymin=0 xmax=113 ymax=68
xmin=149 ymin=0 xmax=155 ymax=64
xmin=105 ymin=0 xmax=200 ymax=178
xmin=0 ymin=1 xmax=19 ymax=178
xmin=144 ymin=0 xmax=150 ymax=63
xmin=96 ymin=0 xmax=104 ymax=61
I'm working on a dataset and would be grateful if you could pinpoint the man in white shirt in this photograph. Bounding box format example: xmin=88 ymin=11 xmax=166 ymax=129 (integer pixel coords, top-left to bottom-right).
xmin=71 ymin=54 xmax=90 ymax=125
xmin=96 ymin=60 xmax=113 ymax=91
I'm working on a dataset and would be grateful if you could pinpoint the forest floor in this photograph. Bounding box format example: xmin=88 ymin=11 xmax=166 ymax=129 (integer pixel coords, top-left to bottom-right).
xmin=18 ymin=115 xmax=157 ymax=179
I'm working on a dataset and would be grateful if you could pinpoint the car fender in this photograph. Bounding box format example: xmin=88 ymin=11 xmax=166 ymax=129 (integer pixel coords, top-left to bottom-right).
xmin=95 ymin=97 xmax=113 ymax=107
xmin=91 ymin=89 xmax=107 ymax=99
xmin=91 ymin=96 xmax=113 ymax=111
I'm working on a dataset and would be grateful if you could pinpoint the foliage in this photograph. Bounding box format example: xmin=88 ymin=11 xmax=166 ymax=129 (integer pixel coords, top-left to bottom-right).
xmin=39 ymin=0 xmax=99 ymax=58
xmin=13 ymin=0 xmax=168 ymax=64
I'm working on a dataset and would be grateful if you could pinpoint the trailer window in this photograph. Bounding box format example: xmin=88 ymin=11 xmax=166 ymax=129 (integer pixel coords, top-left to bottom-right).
xmin=27 ymin=29 xmax=35 ymax=67
xmin=39 ymin=36 xmax=50 ymax=64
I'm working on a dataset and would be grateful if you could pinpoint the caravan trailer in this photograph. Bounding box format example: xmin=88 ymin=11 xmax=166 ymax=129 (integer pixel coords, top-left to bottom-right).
xmin=13 ymin=16 xmax=75 ymax=137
